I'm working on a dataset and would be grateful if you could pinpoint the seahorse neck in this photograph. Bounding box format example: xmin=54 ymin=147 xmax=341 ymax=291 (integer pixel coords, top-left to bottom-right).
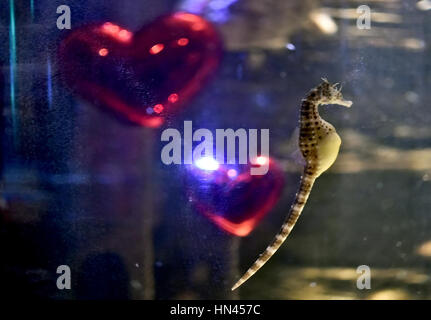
xmin=299 ymin=93 xmax=328 ymax=162
xmin=300 ymin=96 xmax=323 ymax=128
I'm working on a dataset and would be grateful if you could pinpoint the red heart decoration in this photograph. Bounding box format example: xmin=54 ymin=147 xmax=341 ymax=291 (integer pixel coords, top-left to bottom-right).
xmin=185 ymin=157 xmax=285 ymax=237
xmin=58 ymin=13 xmax=223 ymax=127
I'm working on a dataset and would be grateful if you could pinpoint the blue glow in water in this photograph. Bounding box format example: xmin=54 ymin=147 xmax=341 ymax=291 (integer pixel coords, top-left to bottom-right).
xmin=30 ymin=0 xmax=35 ymax=21
xmin=47 ymin=57 xmax=53 ymax=109
xmin=236 ymin=64 xmax=243 ymax=80
xmin=179 ymin=0 xmax=238 ymax=22
xmin=9 ymin=0 xmax=18 ymax=145
xmin=255 ymin=92 xmax=270 ymax=108
xmin=207 ymin=9 xmax=230 ymax=23
xmin=178 ymin=0 xmax=207 ymax=13
xmin=208 ymin=0 xmax=237 ymax=11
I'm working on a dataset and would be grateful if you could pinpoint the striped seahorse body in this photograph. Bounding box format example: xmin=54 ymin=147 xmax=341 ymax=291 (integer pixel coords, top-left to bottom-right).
xmin=232 ymin=79 xmax=352 ymax=291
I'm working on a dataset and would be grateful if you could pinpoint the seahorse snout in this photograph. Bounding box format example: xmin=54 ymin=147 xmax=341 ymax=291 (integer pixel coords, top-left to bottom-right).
xmin=336 ymin=99 xmax=353 ymax=107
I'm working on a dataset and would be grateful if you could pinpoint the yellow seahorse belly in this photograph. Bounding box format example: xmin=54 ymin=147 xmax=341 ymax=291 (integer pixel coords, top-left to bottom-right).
xmin=315 ymin=130 xmax=341 ymax=177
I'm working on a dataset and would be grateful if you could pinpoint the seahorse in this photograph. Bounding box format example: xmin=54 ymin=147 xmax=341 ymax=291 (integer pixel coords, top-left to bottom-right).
xmin=232 ymin=79 xmax=352 ymax=291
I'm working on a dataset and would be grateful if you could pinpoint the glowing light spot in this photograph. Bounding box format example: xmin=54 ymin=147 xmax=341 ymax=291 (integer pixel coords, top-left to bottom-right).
xmin=103 ymin=22 xmax=119 ymax=33
xmin=417 ymin=241 xmax=431 ymax=257
xmin=175 ymin=12 xmax=202 ymax=23
xmin=417 ymin=0 xmax=431 ymax=11
xmin=101 ymin=22 xmax=132 ymax=43
xmin=146 ymin=107 xmax=154 ymax=115
xmin=168 ymin=93 xmax=179 ymax=103
xmin=150 ymin=43 xmax=164 ymax=55
xmin=227 ymin=169 xmax=238 ymax=178
xmin=111 ymin=24 xmax=120 ymax=33
xmin=195 ymin=157 xmax=219 ymax=171
xmin=118 ymin=29 xmax=132 ymax=41
xmin=401 ymin=38 xmax=425 ymax=51
xmin=139 ymin=117 xmax=163 ymax=128
xmin=310 ymin=11 xmax=338 ymax=35
xmin=153 ymin=104 xmax=164 ymax=113
xmin=177 ymin=38 xmax=189 ymax=46
xmin=191 ymin=22 xmax=205 ymax=31
xmin=98 ymin=48 xmax=109 ymax=56
xmin=255 ymin=156 xmax=268 ymax=166
xmin=285 ymin=43 xmax=296 ymax=51
xmin=174 ymin=12 xmax=208 ymax=31
xmin=208 ymin=215 xmax=255 ymax=237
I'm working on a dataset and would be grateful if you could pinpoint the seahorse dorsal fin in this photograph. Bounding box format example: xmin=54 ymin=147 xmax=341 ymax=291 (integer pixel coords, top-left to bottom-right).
xmin=287 ymin=128 xmax=306 ymax=166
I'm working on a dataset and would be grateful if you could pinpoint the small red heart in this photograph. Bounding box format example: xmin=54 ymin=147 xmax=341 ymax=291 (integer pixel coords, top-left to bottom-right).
xmin=58 ymin=13 xmax=223 ymax=127
xmin=185 ymin=157 xmax=285 ymax=237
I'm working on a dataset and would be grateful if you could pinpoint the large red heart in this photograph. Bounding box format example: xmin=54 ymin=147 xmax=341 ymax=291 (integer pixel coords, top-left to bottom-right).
xmin=58 ymin=13 xmax=223 ymax=127
xmin=185 ymin=157 xmax=285 ymax=237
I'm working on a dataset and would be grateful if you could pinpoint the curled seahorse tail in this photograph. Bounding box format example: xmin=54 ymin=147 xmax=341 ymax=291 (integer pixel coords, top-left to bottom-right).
xmin=231 ymin=172 xmax=316 ymax=291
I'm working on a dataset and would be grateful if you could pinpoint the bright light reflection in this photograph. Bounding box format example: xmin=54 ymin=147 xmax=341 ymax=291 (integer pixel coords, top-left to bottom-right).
xmin=195 ymin=157 xmax=219 ymax=171
xmin=417 ymin=0 xmax=431 ymax=11
xmin=98 ymin=48 xmax=109 ymax=56
xmin=177 ymin=38 xmax=189 ymax=46
xmin=255 ymin=156 xmax=268 ymax=166
xmin=310 ymin=11 xmax=338 ymax=35
xmin=168 ymin=93 xmax=179 ymax=103
xmin=150 ymin=43 xmax=165 ymax=55
xmin=101 ymin=22 xmax=132 ymax=43
xmin=153 ymin=104 xmax=164 ymax=114
xmin=227 ymin=169 xmax=238 ymax=178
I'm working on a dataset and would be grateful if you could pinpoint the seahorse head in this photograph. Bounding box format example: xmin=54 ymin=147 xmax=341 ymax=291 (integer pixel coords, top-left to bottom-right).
xmin=318 ymin=78 xmax=352 ymax=107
